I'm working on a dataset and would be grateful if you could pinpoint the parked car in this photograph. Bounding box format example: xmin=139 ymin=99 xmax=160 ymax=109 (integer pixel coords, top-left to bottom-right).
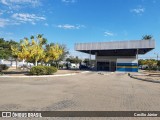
xmin=139 ymin=65 xmax=149 ymax=70
xmin=68 ymin=63 xmax=79 ymax=69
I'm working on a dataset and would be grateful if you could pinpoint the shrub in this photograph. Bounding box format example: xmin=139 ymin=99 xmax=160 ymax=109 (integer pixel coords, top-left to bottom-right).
xmin=30 ymin=66 xmax=57 ymax=75
xmin=45 ymin=66 xmax=57 ymax=75
xmin=151 ymin=66 xmax=158 ymax=71
xmin=30 ymin=66 xmax=46 ymax=75
xmin=0 ymin=64 xmax=9 ymax=72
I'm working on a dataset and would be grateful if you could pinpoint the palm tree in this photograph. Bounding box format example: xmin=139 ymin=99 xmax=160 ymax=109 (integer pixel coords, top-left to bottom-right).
xmin=142 ymin=35 xmax=153 ymax=40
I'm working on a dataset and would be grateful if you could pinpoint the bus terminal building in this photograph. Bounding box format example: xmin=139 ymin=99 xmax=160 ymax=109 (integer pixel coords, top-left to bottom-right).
xmin=75 ymin=40 xmax=155 ymax=72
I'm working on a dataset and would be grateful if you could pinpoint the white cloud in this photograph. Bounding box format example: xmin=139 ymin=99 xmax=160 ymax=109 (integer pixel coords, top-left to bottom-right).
xmin=0 ymin=18 xmax=21 ymax=27
xmin=62 ymin=0 xmax=76 ymax=3
xmin=57 ymin=24 xmax=85 ymax=29
xmin=0 ymin=0 xmax=41 ymax=9
xmin=12 ymin=13 xmax=46 ymax=24
xmin=1 ymin=0 xmax=9 ymax=5
xmin=131 ymin=7 xmax=145 ymax=14
xmin=0 ymin=13 xmax=46 ymax=27
xmin=104 ymin=31 xmax=115 ymax=36
xmin=0 ymin=10 xmax=5 ymax=15
xmin=0 ymin=18 xmax=9 ymax=27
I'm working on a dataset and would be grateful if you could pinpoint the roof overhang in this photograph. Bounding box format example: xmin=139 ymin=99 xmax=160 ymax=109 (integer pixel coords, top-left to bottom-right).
xmin=75 ymin=40 xmax=155 ymax=56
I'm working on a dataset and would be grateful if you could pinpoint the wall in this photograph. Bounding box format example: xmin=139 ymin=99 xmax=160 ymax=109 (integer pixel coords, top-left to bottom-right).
xmin=117 ymin=58 xmax=138 ymax=72
xmin=95 ymin=56 xmax=138 ymax=72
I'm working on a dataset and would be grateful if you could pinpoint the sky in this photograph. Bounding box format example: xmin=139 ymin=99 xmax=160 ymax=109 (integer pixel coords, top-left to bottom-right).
xmin=0 ymin=0 xmax=160 ymax=59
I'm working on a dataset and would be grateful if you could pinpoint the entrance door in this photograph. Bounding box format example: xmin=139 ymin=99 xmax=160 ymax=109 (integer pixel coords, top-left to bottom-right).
xmin=97 ymin=62 xmax=110 ymax=71
xmin=97 ymin=61 xmax=116 ymax=71
xmin=110 ymin=61 xmax=116 ymax=72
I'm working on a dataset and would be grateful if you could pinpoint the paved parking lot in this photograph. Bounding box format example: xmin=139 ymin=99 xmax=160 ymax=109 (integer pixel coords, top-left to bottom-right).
xmin=0 ymin=72 xmax=160 ymax=120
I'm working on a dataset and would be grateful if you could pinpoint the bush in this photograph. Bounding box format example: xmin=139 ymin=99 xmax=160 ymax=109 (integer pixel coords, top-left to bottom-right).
xmin=30 ymin=66 xmax=57 ymax=75
xmin=30 ymin=66 xmax=46 ymax=75
xmin=51 ymin=63 xmax=64 ymax=69
xmin=151 ymin=66 xmax=158 ymax=71
xmin=0 ymin=64 xmax=9 ymax=71
xmin=45 ymin=66 xmax=57 ymax=75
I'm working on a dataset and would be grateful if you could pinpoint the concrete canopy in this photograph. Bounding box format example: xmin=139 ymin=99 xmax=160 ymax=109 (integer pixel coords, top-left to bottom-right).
xmin=75 ymin=40 xmax=155 ymax=56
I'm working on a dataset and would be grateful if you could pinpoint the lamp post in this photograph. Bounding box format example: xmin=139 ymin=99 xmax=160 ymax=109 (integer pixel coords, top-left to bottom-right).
xmin=154 ymin=53 xmax=159 ymax=71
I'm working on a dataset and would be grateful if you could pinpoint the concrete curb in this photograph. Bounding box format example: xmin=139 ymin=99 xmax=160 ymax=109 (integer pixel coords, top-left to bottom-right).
xmin=128 ymin=74 xmax=160 ymax=83
xmin=0 ymin=71 xmax=90 ymax=78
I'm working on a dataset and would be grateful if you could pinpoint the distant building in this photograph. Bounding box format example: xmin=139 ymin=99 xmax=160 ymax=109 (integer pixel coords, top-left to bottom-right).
xmin=75 ymin=40 xmax=155 ymax=72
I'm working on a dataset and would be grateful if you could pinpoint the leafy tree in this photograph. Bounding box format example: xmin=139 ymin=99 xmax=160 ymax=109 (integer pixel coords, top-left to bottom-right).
xmin=142 ymin=35 xmax=153 ymax=40
xmin=66 ymin=56 xmax=82 ymax=64
xmin=11 ymin=38 xmax=31 ymax=69
xmin=0 ymin=38 xmax=18 ymax=60
xmin=54 ymin=44 xmax=69 ymax=68
xmin=45 ymin=43 xmax=63 ymax=64
xmin=138 ymin=59 xmax=146 ymax=65
xmin=11 ymin=34 xmax=47 ymax=66
xmin=83 ymin=58 xmax=90 ymax=66
xmin=29 ymin=35 xmax=46 ymax=66
xmin=143 ymin=59 xmax=157 ymax=70
xmin=146 ymin=59 xmax=157 ymax=70
xmin=138 ymin=59 xmax=158 ymax=70
xmin=11 ymin=34 xmax=65 ymax=68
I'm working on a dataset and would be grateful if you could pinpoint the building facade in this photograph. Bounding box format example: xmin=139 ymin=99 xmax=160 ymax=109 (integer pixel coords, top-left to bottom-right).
xmin=75 ymin=40 xmax=155 ymax=72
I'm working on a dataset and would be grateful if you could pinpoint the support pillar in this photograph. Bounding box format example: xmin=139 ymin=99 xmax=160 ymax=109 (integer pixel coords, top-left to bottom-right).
xmin=136 ymin=49 xmax=139 ymax=72
xmin=89 ymin=50 xmax=91 ymax=68
xmin=95 ymin=52 xmax=97 ymax=71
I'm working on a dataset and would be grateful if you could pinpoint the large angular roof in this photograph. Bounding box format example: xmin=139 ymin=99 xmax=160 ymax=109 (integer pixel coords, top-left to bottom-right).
xmin=75 ymin=40 xmax=155 ymax=56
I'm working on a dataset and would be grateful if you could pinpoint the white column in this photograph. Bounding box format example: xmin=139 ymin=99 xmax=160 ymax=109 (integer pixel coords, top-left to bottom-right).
xmin=0 ymin=59 xmax=4 ymax=64
xmin=137 ymin=49 xmax=139 ymax=72
xmin=89 ymin=50 xmax=91 ymax=67
xmin=95 ymin=52 xmax=97 ymax=71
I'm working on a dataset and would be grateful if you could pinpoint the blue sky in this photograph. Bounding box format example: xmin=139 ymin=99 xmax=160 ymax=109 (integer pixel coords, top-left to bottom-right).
xmin=0 ymin=0 xmax=160 ymax=59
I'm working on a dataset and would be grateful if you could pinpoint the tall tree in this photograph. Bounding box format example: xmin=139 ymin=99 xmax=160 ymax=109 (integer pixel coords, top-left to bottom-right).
xmin=66 ymin=56 xmax=82 ymax=64
xmin=0 ymin=38 xmax=18 ymax=68
xmin=11 ymin=34 xmax=65 ymax=68
xmin=29 ymin=34 xmax=47 ymax=66
xmin=45 ymin=43 xmax=63 ymax=67
xmin=54 ymin=44 xmax=69 ymax=68
xmin=142 ymin=35 xmax=153 ymax=40
xmin=83 ymin=58 xmax=90 ymax=66
xmin=11 ymin=38 xmax=30 ymax=69
xmin=11 ymin=34 xmax=47 ymax=66
xmin=0 ymin=38 xmax=18 ymax=60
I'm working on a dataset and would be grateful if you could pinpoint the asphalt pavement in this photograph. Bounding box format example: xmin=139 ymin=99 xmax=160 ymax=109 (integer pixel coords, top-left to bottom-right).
xmin=0 ymin=72 xmax=159 ymax=120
